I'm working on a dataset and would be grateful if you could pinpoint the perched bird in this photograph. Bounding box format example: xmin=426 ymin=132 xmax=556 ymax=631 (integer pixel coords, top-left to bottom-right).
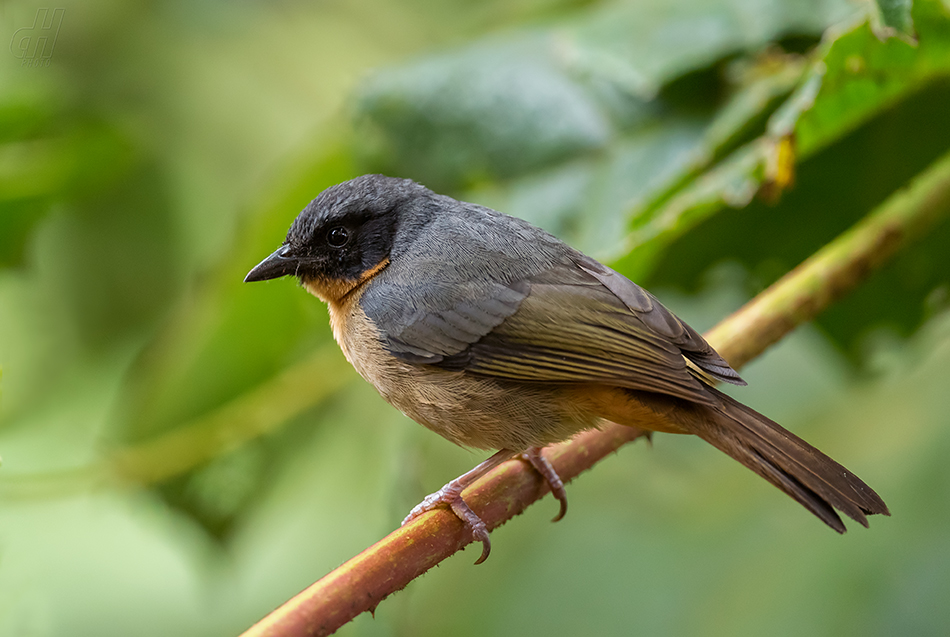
xmin=245 ymin=174 xmax=888 ymax=563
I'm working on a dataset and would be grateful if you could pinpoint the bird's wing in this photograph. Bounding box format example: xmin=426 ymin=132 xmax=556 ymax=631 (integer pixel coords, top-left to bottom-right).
xmin=361 ymin=255 xmax=742 ymax=406
xmin=363 ymin=277 xmax=530 ymax=364
xmin=571 ymin=257 xmax=744 ymax=386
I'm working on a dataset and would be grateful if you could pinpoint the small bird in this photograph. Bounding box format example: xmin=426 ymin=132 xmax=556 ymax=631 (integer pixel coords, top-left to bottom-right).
xmin=245 ymin=174 xmax=889 ymax=563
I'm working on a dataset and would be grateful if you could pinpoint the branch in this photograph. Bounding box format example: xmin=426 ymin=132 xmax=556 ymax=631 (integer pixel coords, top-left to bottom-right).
xmin=240 ymin=149 xmax=950 ymax=637
xmin=705 ymin=149 xmax=950 ymax=368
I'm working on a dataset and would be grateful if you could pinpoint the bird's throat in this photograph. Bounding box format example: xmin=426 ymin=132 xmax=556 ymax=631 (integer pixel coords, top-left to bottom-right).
xmin=301 ymin=258 xmax=390 ymax=306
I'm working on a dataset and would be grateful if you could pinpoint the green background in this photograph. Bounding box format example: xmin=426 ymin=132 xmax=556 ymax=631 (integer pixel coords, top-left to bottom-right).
xmin=1 ymin=0 xmax=949 ymax=635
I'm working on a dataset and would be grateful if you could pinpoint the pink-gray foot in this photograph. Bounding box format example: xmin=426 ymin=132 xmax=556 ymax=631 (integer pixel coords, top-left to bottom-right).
xmin=402 ymin=449 xmax=514 ymax=564
xmin=402 ymin=477 xmax=492 ymax=564
xmin=521 ymin=446 xmax=568 ymax=522
xmin=402 ymin=446 xmax=570 ymax=564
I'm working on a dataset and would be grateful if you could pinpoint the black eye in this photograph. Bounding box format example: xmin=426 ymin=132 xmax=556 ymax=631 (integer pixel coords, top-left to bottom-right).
xmin=326 ymin=226 xmax=350 ymax=248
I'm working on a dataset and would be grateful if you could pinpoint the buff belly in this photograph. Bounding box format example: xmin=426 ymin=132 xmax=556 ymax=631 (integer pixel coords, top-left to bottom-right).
xmin=330 ymin=300 xmax=601 ymax=450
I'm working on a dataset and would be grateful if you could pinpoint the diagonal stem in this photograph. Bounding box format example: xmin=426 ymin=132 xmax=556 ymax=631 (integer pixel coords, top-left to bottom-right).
xmin=240 ymin=149 xmax=950 ymax=637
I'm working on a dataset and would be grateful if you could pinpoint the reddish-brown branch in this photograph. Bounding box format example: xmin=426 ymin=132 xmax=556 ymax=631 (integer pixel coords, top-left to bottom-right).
xmin=240 ymin=150 xmax=950 ymax=637
xmin=250 ymin=424 xmax=644 ymax=637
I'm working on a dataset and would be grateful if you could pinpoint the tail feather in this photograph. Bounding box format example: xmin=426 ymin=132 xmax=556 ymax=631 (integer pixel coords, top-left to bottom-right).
xmin=694 ymin=387 xmax=889 ymax=531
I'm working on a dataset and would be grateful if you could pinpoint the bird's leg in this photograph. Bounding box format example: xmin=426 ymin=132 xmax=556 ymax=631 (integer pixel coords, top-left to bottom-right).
xmin=521 ymin=447 xmax=568 ymax=522
xmin=402 ymin=448 xmax=517 ymax=564
xmin=402 ymin=446 xmax=569 ymax=564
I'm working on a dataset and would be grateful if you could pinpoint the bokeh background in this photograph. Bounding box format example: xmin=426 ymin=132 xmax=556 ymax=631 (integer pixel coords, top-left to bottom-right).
xmin=2 ymin=0 xmax=950 ymax=635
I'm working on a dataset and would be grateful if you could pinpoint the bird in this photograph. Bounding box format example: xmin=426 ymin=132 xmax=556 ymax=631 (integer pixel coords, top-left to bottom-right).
xmin=245 ymin=174 xmax=889 ymax=563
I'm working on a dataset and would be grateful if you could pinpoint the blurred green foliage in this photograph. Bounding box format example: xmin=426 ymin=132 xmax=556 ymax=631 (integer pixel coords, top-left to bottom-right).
xmin=1 ymin=0 xmax=949 ymax=635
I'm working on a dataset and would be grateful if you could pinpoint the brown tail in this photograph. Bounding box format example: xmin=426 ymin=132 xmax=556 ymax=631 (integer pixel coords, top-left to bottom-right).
xmin=687 ymin=386 xmax=890 ymax=531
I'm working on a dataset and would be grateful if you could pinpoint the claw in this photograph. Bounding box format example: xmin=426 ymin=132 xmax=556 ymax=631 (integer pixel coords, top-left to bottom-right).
xmin=521 ymin=447 xmax=568 ymax=522
xmin=402 ymin=449 xmax=516 ymax=564
xmin=402 ymin=447 xmax=569 ymax=565
xmin=402 ymin=477 xmax=492 ymax=564
xmin=402 ymin=481 xmax=461 ymax=525
xmin=448 ymin=494 xmax=492 ymax=564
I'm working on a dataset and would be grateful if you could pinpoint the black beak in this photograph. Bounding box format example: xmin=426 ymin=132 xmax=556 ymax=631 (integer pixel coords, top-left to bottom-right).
xmin=244 ymin=246 xmax=300 ymax=282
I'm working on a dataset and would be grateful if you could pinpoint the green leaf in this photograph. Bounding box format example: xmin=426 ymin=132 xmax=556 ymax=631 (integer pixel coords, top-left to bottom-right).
xmin=874 ymin=0 xmax=917 ymax=41
xmin=355 ymin=37 xmax=613 ymax=192
xmin=798 ymin=0 xmax=950 ymax=156
xmin=614 ymin=0 xmax=950 ymax=280
xmin=355 ymin=0 xmax=856 ymax=195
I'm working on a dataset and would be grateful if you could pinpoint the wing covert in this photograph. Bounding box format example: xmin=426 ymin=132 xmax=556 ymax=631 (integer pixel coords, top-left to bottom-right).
xmin=361 ymin=278 xmax=529 ymax=364
xmin=360 ymin=252 xmax=742 ymax=406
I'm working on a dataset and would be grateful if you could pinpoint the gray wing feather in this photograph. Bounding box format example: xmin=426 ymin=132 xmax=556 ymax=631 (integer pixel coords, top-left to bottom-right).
xmin=359 ymin=215 xmax=742 ymax=403
xmin=575 ymin=257 xmax=745 ymax=386
xmin=445 ymin=275 xmax=721 ymax=406
xmin=363 ymin=279 xmax=529 ymax=363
